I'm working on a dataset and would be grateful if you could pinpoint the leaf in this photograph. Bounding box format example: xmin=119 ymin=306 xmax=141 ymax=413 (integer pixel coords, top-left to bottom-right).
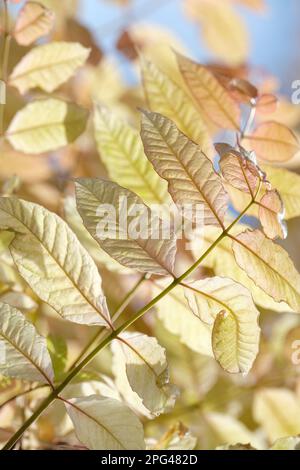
xmin=13 ymin=1 xmax=55 ymax=46
xmin=64 ymin=196 xmax=131 ymax=274
xmin=75 ymin=178 xmax=177 ymax=276
xmin=9 ymin=41 xmax=90 ymax=94
xmin=232 ymin=229 xmax=300 ymax=312
xmin=258 ymin=189 xmax=287 ymax=240
xmin=0 ymin=302 xmax=54 ymax=384
xmin=192 ymin=226 xmax=293 ymax=313
xmin=176 ymin=52 xmax=241 ymax=130
xmin=93 ymin=104 xmax=169 ymax=206
xmin=184 ymin=277 xmax=260 ymax=373
xmin=6 ymin=98 xmax=88 ymax=154
xmin=66 ymin=395 xmax=145 ymax=450
xmin=153 ymin=282 xmax=213 ymax=356
xmin=65 ymin=395 xmax=145 ymax=450
xmin=47 ymin=335 xmax=67 ymax=381
xmin=262 ymin=165 xmax=300 ymax=220
xmin=201 ymin=412 xmax=261 ymax=449
xmin=270 ymin=436 xmax=300 ymax=450
xmin=216 ymin=143 xmax=260 ymax=196
xmin=0 ymin=231 xmax=14 ymax=253
xmin=140 ymin=56 xmax=214 ymax=159
xmin=0 ymin=197 xmax=111 ymax=327
xmin=140 ymin=110 xmax=228 ymax=226
xmin=244 ymin=122 xmax=300 ymax=162
xmin=112 ymin=333 xmax=177 ymax=416
xmin=185 ymin=0 xmax=249 ymax=65
xmin=253 ymin=388 xmax=300 ymax=441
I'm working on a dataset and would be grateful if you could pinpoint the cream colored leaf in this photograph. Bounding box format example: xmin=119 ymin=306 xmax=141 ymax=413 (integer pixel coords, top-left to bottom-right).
xmin=201 ymin=412 xmax=261 ymax=449
xmin=244 ymin=122 xmax=300 ymax=162
xmin=14 ymin=1 xmax=55 ymax=46
xmin=153 ymin=282 xmax=213 ymax=356
xmin=176 ymin=52 xmax=241 ymax=130
xmin=93 ymin=104 xmax=169 ymax=206
xmin=75 ymin=178 xmax=177 ymax=276
xmin=6 ymin=98 xmax=88 ymax=154
xmin=0 ymin=197 xmax=110 ymax=327
xmin=184 ymin=277 xmax=260 ymax=373
xmin=65 ymin=395 xmax=145 ymax=450
xmin=253 ymin=388 xmax=300 ymax=441
xmin=0 ymin=302 xmax=54 ymax=384
xmin=185 ymin=0 xmax=249 ymax=65
xmin=270 ymin=436 xmax=300 ymax=450
xmin=192 ymin=226 xmax=293 ymax=313
xmin=140 ymin=110 xmax=228 ymax=226
xmin=258 ymin=189 xmax=287 ymax=240
xmin=140 ymin=56 xmax=214 ymax=159
xmin=9 ymin=41 xmax=90 ymax=94
xmin=154 ymin=423 xmax=197 ymax=450
xmin=216 ymin=143 xmax=259 ymax=195
xmin=232 ymin=229 xmax=300 ymax=312
xmin=262 ymin=165 xmax=300 ymax=220
xmin=64 ymin=196 xmax=130 ymax=274
xmin=112 ymin=333 xmax=177 ymax=416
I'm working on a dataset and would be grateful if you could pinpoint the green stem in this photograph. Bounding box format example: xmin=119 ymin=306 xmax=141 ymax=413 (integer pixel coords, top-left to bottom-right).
xmin=2 ymin=198 xmax=255 ymax=450
xmin=69 ymin=274 xmax=147 ymax=369
xmin=0 ymin=0 xmax=11 ymax=135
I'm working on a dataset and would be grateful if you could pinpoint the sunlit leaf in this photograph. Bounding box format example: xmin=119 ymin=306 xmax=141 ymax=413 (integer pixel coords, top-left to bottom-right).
xmin=253 ymin=388 xmax=300 ymax=441
xmin=193 ymin=226 xmax=293 ymax=313
xmin=153 ymin=282 xmax=213 ymax=356
xmin=258 ymin=189 xmax=287 ymax=240
xmin=14 ymin=1 xmax=55 ymax=46
xmin=6 ymin=99 xmax=88 ymax=154
xmin=216 ymin=143 xmax=259 ymax=196
xmin=141 ymin=110 xmax=228 ymax=226
xmin=9 ymin=42 xmax=90 ymax=93
xmin=232 ymin=229 xmax=300 ymax=312
xmin=0 ymin=302 xmax=54 ymax=384
xmin=140 ymin=56 xmax=214 ymax=159
xmin=65 ymin=395 xmax=145 ymax=450
xmin=93 ymin=104 xmax=169 ymax=206
xmin=184 ymin=277 xmax=260 ymax=373
xmin=262 ymin=165 xmax=300 ymax=220
xmin=176 ymin=52 xmax=241 ymax=129
xmin=270 ymin=436 xmax=300 ymax=450
xmin=112 ymin=333 xmax=177 ymax=416
xmin=244 ymin=122 xmax=300 ymax=162
xmin=0 ymin=197 xmax=111 ymax=327
xmin=154 ymin=423 xmax=197 ymax=450
xmin=75 ymin=178 xmax=177 ymax=276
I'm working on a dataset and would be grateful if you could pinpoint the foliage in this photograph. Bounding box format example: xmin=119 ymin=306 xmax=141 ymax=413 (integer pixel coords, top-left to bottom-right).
xmin=0 ymin=0 xmax=300 ymax=451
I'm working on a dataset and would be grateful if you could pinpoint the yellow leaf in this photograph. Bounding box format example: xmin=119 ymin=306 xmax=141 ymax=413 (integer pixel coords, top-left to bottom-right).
xmin=184 ymin=277 xmax=260 ymax=373
xmin=253 ymin=388 xmax=300 ymax=441
xmin=6 ymin=99 xmax=88 ymax=154
xmin=9 ymin=42 xmax=90 ymax=94
xmin=0 ymin=197 xmax=111 ymax=327
xmin=65 ymin=395 xmax=145 ymax=450
xmin=0 ymin=302 xmax=54 ymax=384
xmin=232 ymin=229 xmax=300 ymax=312
xmin=140 ymin=56 xmax=214 ymax=159
xmin=93 ymin=104 xmax=169 ymax=206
